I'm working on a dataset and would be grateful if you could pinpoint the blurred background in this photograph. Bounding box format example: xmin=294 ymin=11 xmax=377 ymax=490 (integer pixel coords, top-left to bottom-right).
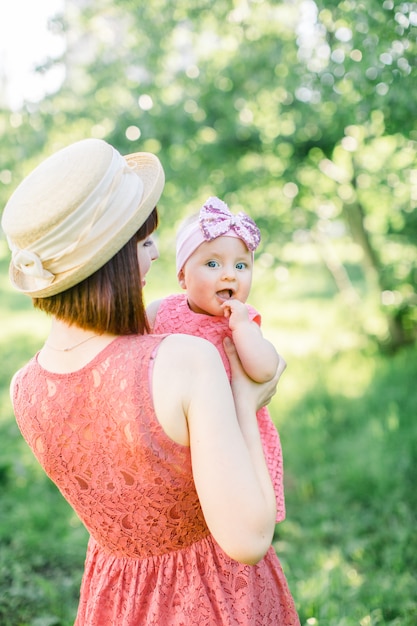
xmin=0 ymin=1 xmax=416 ymax=624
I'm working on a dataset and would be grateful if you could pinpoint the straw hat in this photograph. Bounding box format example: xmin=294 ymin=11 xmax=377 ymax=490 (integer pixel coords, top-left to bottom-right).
xmin=1 ymin=138 xmax=165 ymax=297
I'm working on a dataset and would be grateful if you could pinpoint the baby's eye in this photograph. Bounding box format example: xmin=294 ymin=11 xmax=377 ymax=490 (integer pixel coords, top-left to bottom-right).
xmin=236 ymin=262 xmax=247 ymax=270
xmin=206 ymin=260 xmax=219 ymax=268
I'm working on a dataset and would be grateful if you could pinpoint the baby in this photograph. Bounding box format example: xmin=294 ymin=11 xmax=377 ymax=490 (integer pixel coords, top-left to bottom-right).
xmin=147 ymin=197 xmax=285 ymax=522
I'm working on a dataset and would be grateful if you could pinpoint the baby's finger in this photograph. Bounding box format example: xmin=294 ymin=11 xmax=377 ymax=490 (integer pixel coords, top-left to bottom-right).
xmin=220 ymin=302 xmax=231 ymax=318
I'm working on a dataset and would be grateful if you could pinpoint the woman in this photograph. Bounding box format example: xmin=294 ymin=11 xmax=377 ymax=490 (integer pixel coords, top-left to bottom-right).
xmin=2 ymin=138 xmax=299 ymax=625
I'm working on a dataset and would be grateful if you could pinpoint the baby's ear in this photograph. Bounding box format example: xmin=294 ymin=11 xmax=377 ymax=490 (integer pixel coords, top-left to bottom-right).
xmin=178 ymin=269 xmax=187 ymax=290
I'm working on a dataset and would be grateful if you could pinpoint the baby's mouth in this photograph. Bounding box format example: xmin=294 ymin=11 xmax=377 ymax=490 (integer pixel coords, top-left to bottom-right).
xmin=216 ymin=289 xmax=233 ymax=300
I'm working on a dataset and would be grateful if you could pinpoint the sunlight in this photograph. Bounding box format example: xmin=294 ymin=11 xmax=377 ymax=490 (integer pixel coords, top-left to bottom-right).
xmin=0 ymin=0 xmax=65 ymax=109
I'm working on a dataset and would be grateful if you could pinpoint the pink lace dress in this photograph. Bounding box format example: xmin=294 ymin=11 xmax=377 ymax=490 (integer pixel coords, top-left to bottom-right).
xmin=12 ymin=334 xmax=299 ymax=625
xmin=153 ymin=293 xmax=286 ymax=523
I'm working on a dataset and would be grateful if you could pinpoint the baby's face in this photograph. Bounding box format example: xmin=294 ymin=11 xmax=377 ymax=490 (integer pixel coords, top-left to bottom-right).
xmin=178 ymin=236 xmax=253 ymax=316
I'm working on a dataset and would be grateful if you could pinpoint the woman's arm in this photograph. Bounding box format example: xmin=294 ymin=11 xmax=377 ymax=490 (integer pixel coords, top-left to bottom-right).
xmin=152 ymin=334 xmax=283 ymax=565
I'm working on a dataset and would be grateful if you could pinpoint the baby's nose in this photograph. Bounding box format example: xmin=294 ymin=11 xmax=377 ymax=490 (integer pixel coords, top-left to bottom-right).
xmin=222 ymin=267 xmax=237 ymax=280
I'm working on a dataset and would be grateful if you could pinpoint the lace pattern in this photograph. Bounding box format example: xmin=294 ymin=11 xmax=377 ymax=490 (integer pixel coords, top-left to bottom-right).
xmin=12 ymin=333 xmax=299 ymax=625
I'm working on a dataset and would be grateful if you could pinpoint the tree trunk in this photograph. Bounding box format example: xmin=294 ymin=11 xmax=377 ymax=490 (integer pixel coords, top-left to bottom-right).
xmin=342 ymin=196 xmax=409 ymax=351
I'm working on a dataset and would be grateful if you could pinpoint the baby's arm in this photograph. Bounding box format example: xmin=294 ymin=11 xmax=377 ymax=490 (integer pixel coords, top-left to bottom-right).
xmin=146 ymin=299 xmax=162 ymax=330
xmin=221 ymin=300 xmax=280 ymax=383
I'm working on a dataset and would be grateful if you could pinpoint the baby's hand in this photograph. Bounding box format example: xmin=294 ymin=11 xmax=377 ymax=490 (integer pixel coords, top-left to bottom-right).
xmin=221 ymin=299 xmax=250 ymax=331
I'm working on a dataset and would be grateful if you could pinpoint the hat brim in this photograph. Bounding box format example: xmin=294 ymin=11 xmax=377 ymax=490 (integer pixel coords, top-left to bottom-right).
xmin=9 ymin=150 xmax=165 ymax=298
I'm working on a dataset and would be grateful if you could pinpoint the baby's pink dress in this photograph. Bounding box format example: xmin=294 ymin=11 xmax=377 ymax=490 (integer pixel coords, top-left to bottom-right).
xmin=153 ymin=293 xmax=286 ymax=523
xmin=12 ymin=334 xmax=299 ymax=625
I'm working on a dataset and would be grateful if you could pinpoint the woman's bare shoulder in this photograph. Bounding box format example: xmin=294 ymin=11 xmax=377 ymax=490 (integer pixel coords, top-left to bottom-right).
xmin=151 ymin=334 xmax=224 ymax=446
xmin=158 ymin=333 xmax=220 ymax=363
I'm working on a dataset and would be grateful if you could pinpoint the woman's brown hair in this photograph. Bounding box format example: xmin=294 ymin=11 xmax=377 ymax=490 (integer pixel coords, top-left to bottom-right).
xmin=32 ymin=208 xmax=159 ymax=335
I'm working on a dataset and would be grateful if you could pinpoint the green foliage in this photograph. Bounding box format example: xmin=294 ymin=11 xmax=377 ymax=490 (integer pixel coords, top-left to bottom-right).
xmin=0 ymin=467 xmax=86 ymax=626
xmin=312 ymin=0 xmax=417 ymax=136
xmin=0 ymin=0 xmax=415 ymax=350
xmin=249 ymin=262 xmax=417 ymax=625
xmin=274 ymin=343 xmax=417 ymax=625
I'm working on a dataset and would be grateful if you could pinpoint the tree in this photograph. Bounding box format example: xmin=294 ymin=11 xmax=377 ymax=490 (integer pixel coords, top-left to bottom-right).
xmin=1 ymin=0 xmax=416 ymax=349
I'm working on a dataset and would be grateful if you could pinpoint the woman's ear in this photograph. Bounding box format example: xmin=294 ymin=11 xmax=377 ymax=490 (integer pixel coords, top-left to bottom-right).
xmin=178 ymin=268 xmax=187 ymax=290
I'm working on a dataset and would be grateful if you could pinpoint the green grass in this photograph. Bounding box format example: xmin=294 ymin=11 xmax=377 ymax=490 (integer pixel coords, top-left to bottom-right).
xmin=0 ymin=243 xmax=416 ymax=625
xmin=273 ymin=345 xmax=417 ymax=625
xmin=256 ymin=269 xmax=417 ymax=626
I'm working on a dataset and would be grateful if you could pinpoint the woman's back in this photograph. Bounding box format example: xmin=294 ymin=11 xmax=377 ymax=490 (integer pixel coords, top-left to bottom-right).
xmin=12 ymin=333 xmax=299 ymax=625
xmin=13 ymin=334 xmax=209 ymax=557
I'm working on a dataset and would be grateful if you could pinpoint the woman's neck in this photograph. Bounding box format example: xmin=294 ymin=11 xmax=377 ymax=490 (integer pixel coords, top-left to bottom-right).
xmin=37 ymin=318 xmax=117 ymax=373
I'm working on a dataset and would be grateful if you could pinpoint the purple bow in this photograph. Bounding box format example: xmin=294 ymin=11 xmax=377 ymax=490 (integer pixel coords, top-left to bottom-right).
xmin=199 ymin=197 xmax=261 ymax=251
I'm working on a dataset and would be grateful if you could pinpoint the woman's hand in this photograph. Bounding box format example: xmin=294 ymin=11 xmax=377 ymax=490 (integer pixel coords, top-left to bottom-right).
xmin=223 ymin=337 xmax=286 ymax=411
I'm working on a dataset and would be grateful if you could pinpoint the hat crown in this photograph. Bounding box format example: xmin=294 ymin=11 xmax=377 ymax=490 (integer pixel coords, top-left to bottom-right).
xmin=2 ymin=139 xmax=113 ymax=249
